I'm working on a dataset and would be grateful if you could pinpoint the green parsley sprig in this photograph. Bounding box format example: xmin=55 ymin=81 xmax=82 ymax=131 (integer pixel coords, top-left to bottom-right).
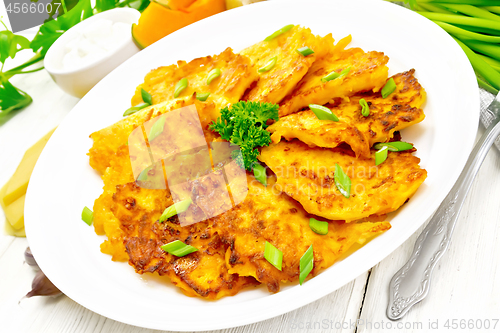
xmin=210 ymin=101 xmax=279 ymax=171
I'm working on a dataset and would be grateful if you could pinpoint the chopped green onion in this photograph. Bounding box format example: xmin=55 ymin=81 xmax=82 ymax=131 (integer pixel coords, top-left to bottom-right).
xmin=161 ymin=240 xmax=198 ymax=257
xmin=253 ymin=163 xmax=267 ymax=187
xmin=174 ymin=78 xmax=188 ymax=98
xmin=309 ymin=104 xmax=339 ymax=122
xmin=264 ymin=24 xmax=294 ymax=41
xmin=148 ymin=116 xmax=166 ymax=142
xmin=159 ymin=198 xmax=192 ymax=222
xmin=309 ymin=218 xmax=329 ymax=235
xmin=206 ymin=68 xmax=221 ymax=85
xmin=321 ymin=66 xmax=351 ymax=82
xmin=123 ymin=103 xmax=149 ymax=117
xmin=141 ymin=88 xmax=153 ymax=105
xmin=299 ymin=245 xmax=314 ymax=285
xmin=375 ymin=146 xmax=389 ymax=166
xmin=196 ymin=92 xmax=211 ymax=101
xmin=81 ymin=206 xmax=93 ymax=226
xmin=359 ymin=98 xmax=370 ymax=117
xmin=296 ymin=46 xmax=314 ymax=57
xmin=136 ymin=165 xmax=152 ymax=181
xmin=258 ymin=56 xmax=277 ymax=73
xmin=381 ymin=78 xmax=396 ymax=98
xmin=373 ymin=141 xmax=413 ymax=152
xmin=334 ymin=164 xmax=351 ymax=198
xmin=264 ymin=241 xmax=283 ymax=271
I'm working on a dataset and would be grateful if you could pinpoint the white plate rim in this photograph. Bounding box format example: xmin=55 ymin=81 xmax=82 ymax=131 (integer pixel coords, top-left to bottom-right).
xmin=25 ymin=0 xmax=479 ymax=331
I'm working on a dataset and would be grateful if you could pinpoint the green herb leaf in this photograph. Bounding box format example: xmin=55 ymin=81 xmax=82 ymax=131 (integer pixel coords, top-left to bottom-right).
xmin=148 ymin=115 xmax=166 ymax=142
xmin=0 ymin=31 xmax=30 ymax=64
xmin=31 ymin=0 xmax=93 ymax=56
xmin=141 ymin=88 xmax=152 ymax=105
xmin=359 ymin=98 xmax=370 ymax=117
xmin=258 ymin=56 xmax=277 ymax=73
xmin=309 ymin=104 xmax=339 ymax=122
xmin=196 ymin=92 xmax=210 ymax=101
xmin=159 ymin=199 xmax=193 ymax=223
xmin=174 ymin=78 xmax=188 ymax=98
xmin=373 ymin=141 xmax=413 ymax=152
xmin=0 ymin=79 xmax=32 ymax=115
xmin=309 ymin=218 xmax=329 ymax=235
xmin=210 ymin=101 xmax=279 ymax=171
xmin=381 ymin=78 xmax=396 ymax=98
xmin=296 ymin=46 xmax=314 ymax=56
xmin=81 ymin=206 xmax=93 ymax=226
xmin=264 ymin=24 xmax=294 ymax=41
xmin=264 ymin=241 xmax=282 ymax=271
xmin=206 ymin=68 xmax=221 ymax=85
xmin=321 ymin=66 xmax=351 ymax=82
xmin=123 ymin=102 xmax=149 ymax=116
xmin=334 ymin=164 xmax=351 ymax=198
xmin=253 ymin=163 xmax=267 ymax=186
xmin=161 ymin=240 xmax=198 ymax=257
xmin=375 ymin=146 xmax=389 ymax=166
xmin=299 ymin=245 xmax=314 ymax=285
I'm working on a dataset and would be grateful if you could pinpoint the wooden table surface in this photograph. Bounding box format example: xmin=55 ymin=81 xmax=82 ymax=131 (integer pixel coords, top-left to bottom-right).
xmin=1 ymin=13 xmax=500 ymax=333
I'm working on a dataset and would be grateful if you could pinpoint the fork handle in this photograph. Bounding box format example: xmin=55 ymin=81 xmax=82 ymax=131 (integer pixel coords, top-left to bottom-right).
xmin=387 ymin=117 xmax=500 ymax=321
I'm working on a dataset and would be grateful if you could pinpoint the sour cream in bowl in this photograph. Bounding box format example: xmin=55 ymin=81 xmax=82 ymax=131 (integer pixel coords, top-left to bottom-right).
xmin=45 ymin=8 xmax=141 ymax=98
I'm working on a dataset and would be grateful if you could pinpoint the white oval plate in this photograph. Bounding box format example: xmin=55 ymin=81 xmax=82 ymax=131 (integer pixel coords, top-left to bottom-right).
xmin=25 ymin=0 xmax=479 ymax=331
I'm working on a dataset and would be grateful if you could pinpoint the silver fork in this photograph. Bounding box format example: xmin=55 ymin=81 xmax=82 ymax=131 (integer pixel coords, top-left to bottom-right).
xmin=387 ymin=91 xmax=500 ymax=320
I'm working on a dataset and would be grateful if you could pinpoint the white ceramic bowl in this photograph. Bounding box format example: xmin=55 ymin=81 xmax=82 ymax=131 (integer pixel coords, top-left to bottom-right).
xmin=44 ymin=8 xmax=141 ymax=98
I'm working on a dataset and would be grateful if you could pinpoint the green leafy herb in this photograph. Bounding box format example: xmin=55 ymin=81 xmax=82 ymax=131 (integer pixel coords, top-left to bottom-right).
xmin=334 ymin=164 xmax=351 ymax=198
xmin=309 ymin=218 xmax=329 ymax=235
xmin=174 ymin=78 xmax=188 ymax=97
xmin=0 ymin=0 xmax=151 ymax=121
xmin=141 ymin=88 xmax=153 ymax=105
xmin=123 ymin=102 xmax=149 ymax=116
xmin=196 ymin=92 xmax=210 ymax=101
xmin=210 ymin=101 xmax=279 ymax=171
xmin=206 ymin=68 xmax=221 ymax=85
xmin=309 ymin=104 xmax=339 ymax=121
xmin=253 ymin=163 xmax=267 ymax=186
xmin=321 ymin=66 xmax=351 ymax=82
xmin=161 ymin=240 xmax=198 ymax=257
xmin=264 ymin=24 xmax=294 ymax=41
xmin=258 ymin=56 xmax=277 ymax=73
xmin=359 ymin=98 xmax=370 ymax=117
xmin=296 ymin=46 xmax=314 ymax=56
xmin=264 ymin=241 xmax=282 ymax=271
xmin=375 ymin=146 xmax=389 ymax=166
xmin=81 ymin=206 xmax=93 ymax=226
xmin=381 ymin=78 xmax=396 ymax=98
xmin=159 ymin=199 xmax=193 ymax=223
xmin=373 ymin=141 xmax=413 ymax=152
xmin=299 ymin=245 xmax=314 ymax=285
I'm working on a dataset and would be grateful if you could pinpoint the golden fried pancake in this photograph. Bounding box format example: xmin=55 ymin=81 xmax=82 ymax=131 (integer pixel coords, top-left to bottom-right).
xmin=214 ymin=174 xmax=391 ymax=292
xmin=111 ymin=182 xmax=258 ymax=299
xmin=279 ymin=46 xmax=389 ymax=116
xmin=241 ymin=26 xmax=334 ymax=104
xmin=88 ymin=96 xmax=220 ymax=174
xmin=259 ymin=140 xmax=427 ymax=221
xmin=131 ymin=48 xmax=258 ymax=109
xmin=268 ymin=70 xmax=425 ymax=158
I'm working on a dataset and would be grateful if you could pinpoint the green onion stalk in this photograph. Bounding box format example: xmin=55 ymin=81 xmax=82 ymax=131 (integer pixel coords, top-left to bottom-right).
xmin=391 ymin=0 xmax=500 ymax=95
